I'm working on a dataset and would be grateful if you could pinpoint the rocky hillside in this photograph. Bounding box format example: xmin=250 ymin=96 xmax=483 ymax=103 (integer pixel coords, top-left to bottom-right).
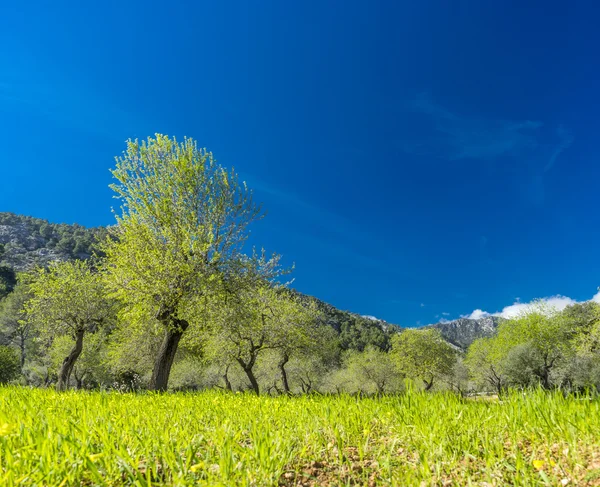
xmin=297 ymin=293 xmax=401 ymax=351
xmin=0 ymin=213 xmax=106 ymax=271
xmin=427 ymin=316 xmax=500 ymax=350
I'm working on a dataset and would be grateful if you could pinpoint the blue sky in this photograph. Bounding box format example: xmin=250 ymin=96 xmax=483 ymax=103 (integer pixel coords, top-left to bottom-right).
xmin=1 ymin=1 xmax=600 ymax=326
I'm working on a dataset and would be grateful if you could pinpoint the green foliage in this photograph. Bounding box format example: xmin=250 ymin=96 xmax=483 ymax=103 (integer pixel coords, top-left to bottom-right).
xmin=102 ymin=134 xmax=263 ymax=322
xmin=0 ymin=281 xmax=35 ymax=371
xmin=465 ymin=336 xmax=507 ymax=394
xmin=25 ymin=260 xmax=115 ymax=390
xmin=390 ymin=328 xmax=456 ymax=390
xmin=332 ymin=346 xmax=402 ymax=394
xmin=0 ymin=243 xmax=16 ymax=298
xmin=26 ymin=260 xmax=113 ymax=337
xmin=0 ymin=346 xmax=19 ymax=383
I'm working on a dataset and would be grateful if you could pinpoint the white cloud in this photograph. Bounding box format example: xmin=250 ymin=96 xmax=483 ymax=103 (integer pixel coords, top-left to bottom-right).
xmin=420 ymin=303 xmax=425 ymax=307
xmin=442 ymin=312 xmax=450 ymax=316
xmin=494 ymin=295 xmax=576 ymax=319
xmin=464 ymin=309 xmax=491 ymax=320
xmin=592 ymin=291 xmax=600 ymax=304
xmin=462 ymin=294 xmax=587 ymax=321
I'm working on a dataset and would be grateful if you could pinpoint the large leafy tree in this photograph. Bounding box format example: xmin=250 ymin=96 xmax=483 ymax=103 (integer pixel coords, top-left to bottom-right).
xmin=492 ymin=306 xmax=572 ymax=389
xmin=102 ymin=135 xmax=263 ymax=391
xmin=25 ymin=260 xmax=114 ymax=390
xmin=391 ymin=328 xmax=456 ymax=391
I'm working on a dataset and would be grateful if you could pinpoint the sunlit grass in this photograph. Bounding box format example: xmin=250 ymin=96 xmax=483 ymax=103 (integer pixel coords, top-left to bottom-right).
xmin=0 ymin=387 xmax=599 ymax=485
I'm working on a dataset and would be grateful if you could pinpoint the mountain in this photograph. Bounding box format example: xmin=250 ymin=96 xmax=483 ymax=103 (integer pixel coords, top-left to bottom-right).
xmin=0 ymin=212 xmax=498 ymax=350
xmin=427 ymin=316 xmax=500 ymax=350
xmin=296 ymin=293 xmax=401 ymax=351
xmin=0 ymin=213 xmax=106 ymax=271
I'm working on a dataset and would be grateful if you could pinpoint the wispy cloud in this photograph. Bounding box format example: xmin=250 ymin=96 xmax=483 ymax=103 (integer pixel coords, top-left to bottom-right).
xmin=409 ymin=93 xmax=543 ymax=161
xmin=402 ymin=94 xmax=574 ymax=205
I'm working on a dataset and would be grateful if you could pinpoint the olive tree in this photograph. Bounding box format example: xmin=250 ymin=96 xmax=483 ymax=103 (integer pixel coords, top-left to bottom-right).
xmin=25 ymin=260 xmax=113 ymax=390
xmin=102 ymin=135 xmax=263 ymax=391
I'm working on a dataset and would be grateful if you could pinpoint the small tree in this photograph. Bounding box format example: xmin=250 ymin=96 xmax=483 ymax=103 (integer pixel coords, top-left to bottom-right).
xmin=391 ymin=328 xmax=456 ymax=391
xmin=342 ymin=346 xmax=401 ymax=394
xmin=0 ymin=281 xmax=34 ymax=372
xmin=25 ymin=260 xmax=114 ymax=390
xmin=102 ymin=135 xmax=263 ymax=391
xmin=0 ymin=243 xmax=17 ymax=299
xmin=0 ymin=345 xmax=19 ymax=383
xmin=205 ymin=277 xmax=311 ymax=396
xmin=465 ymin=337 xmax=506 ymax=394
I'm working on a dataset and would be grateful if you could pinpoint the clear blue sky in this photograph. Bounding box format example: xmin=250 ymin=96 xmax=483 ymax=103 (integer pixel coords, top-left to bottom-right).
xmin=1 ymin=1 xmax=599 ymax=326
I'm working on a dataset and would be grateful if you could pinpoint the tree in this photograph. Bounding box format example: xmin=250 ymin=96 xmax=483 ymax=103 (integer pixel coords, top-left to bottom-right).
xmin=205 ymin=272 xmax=313 ymax=396
xmin=0 ymin=281 xmax=34 ymax=372
xmin=342 ymin=346 xmax=401 ymax=394
xmin=493 ymin=307 xmax=571 ymax=389
xmin=102 ymin=135 xmax=263 ymax=391
xmin=0 ymin=345 xmax=19 ymax=383
xmin=0 ymin=243 xmax=16 ymax=299
xmin=465 ymin=337 xmax=507 ymax=394
xmin=25 ymin=260 xmax=114 ymax=390
xmin=391 ymin=328 xmax=456 ymax=391
xmin=48 ymin=332 xmax=111 ymax=389
xmin=561 ymin=302 xmax=600 ymax=355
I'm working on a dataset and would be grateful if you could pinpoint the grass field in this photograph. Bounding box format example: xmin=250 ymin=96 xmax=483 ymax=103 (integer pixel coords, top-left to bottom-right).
xmin=0 ymin=387 xmax=599 ymax=486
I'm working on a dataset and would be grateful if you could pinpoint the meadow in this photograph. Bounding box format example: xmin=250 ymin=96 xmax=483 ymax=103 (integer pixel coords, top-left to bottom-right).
xmin=0 ymin=388 xmax=599 ymax=486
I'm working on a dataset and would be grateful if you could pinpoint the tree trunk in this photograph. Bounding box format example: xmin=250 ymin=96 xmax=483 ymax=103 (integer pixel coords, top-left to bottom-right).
xmin=149 ymin=319 xmax=189 ymax=392
xmin=237 ymin=359 xmax=260 ymax=395
xmin=57 ymin=328 xmax=85 ymax=391
xmin=75 ymin=371 xmax=85 ymax=390
xmin=278 ymin=353 xmax=290 ymax=394
xmin=19 ymin=334 xmax=25 ymax=372
xmin=222 ymin=365 xmax=233 ymax=392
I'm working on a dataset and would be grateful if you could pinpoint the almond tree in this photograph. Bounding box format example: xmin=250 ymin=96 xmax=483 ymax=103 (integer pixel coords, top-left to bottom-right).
xmin=102 ymin=134 xmax=262 ymax=391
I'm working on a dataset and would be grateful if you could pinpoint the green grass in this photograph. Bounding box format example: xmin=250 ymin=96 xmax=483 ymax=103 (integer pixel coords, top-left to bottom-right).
xmin=0 ymin=387 xmax=599 ymax=486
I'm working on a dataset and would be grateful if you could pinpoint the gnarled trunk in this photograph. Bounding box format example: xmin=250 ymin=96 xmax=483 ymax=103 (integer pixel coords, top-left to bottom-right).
xmin=149 ymin=318 xmax=189 ymax=392
xmin=57 ymin=328 xmax=85 ymax=391
xmin=237 ymin=358 xmax=260 ymax=395
xmin=278 ymin=353 xmax=290 ymax=394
